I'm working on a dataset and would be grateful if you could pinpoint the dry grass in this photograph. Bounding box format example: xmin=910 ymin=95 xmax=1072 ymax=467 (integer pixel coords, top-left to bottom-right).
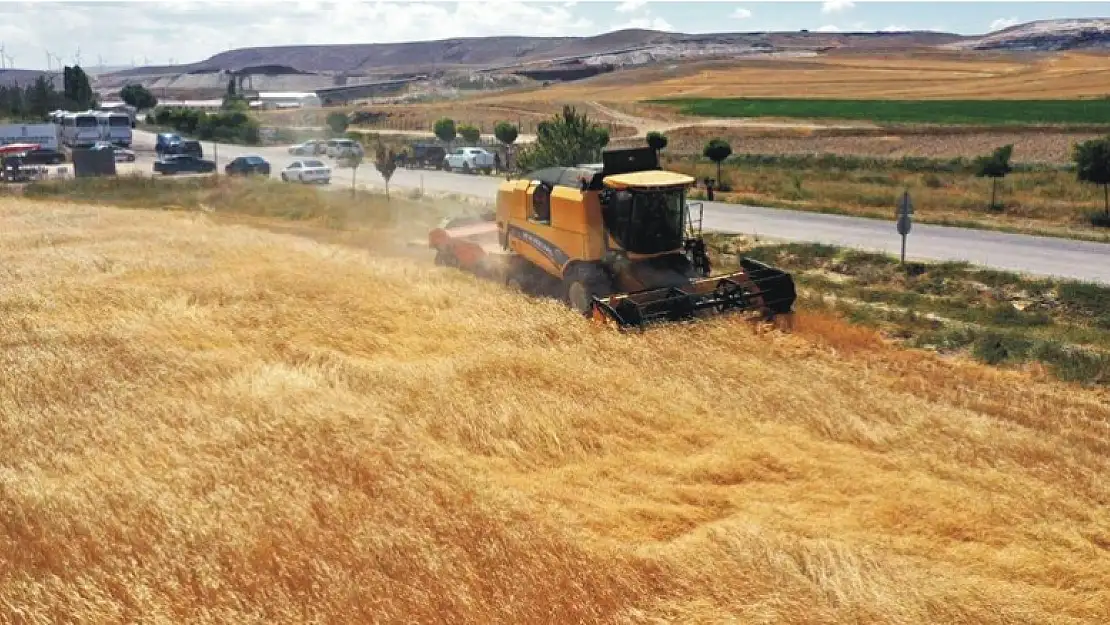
xmin=620 ymin=125 xmax=1106 ymax=164
xmin=259 ymin=99 xmax=639 ymax=138
xmin=669 ymin=161 xmax=1110 ymax=241
xmin=2 ymin=192 xmax=1109 ymax=623
xmin=484 ymin=51 xmax=1110 ymax=102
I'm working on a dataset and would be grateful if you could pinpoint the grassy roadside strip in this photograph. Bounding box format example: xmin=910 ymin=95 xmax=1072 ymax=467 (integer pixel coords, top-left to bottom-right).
xmin=663 ymin=154 xmax=1110 ymax=243
xmin=648 ymin=97 xmax=1110 ymax=126
xmin=705 ymin=234 xmax=1110 ymax=386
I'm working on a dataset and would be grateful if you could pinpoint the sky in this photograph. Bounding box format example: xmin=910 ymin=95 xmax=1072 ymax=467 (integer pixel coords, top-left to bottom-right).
xmin=0 ymin=0 xmax=1106 ymax=71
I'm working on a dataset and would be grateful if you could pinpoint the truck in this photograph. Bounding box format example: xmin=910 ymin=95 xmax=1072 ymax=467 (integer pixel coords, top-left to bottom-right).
xmin=0 ymin=123 xmax=60 ymax=152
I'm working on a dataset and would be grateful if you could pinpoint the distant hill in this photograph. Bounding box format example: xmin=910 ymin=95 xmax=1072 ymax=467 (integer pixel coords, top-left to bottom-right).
xmin=104 ymin=28 xmax=966 ymax=78
xmin=945 ymin=18 xmax=1110 ymax=51
xmin=92 ymin=19 xmax=1110 ymax=98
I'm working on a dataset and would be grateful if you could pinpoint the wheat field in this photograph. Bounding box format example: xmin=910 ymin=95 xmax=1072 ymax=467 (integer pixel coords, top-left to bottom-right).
xmin=484 ymin=51 xmax=1110 ymax=102
xmin=2 ymin=196 xmax=1109 ymax=623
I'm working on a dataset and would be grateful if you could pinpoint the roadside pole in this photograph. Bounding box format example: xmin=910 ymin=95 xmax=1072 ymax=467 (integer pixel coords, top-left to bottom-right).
xmin=213 ymin=141 xmax=219 ymax=176
xmin=896 ymin=189 xmax=913 ymax=265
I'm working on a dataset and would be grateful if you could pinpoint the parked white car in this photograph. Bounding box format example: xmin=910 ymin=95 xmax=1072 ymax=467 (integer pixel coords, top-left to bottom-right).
xmin=325 ymin=138 xmax=363 ymax=158
xmin=288 ymin=139 xmax=326 ymax=156
xmin=91 ymin=141 xmax=136 ymax=162
xmin=281 ymin=159 xmax=331 ymax=184
xmin=443 ymin=147 xmax=495 ymax=174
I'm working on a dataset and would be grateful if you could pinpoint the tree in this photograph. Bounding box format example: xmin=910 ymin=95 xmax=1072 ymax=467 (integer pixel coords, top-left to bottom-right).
xmin=433 ymin=117 xmax=456 ymax=145
xmin=493 ymin=120 xmax=519 ymax=170
xmin=375 ymin=140 xmax=398 ymax=200
xmin=344 ymin=147 xmax=364 ymax=194
xmin=63 ymin=65 xmax=95 ymax=110
xmin=119 ymin=83 xmax=157 ymax=110
xmin=646 ymin=131 xmax=668 ymax=158
xmin=1073 ymin=136 xmax=1110 ymax=216
xmin=514 ymin=105 xmax=610 ymax=171
xmin=457 ymin=123 xmax=481 ymax=145
xmin=26 ymin=76 xmax=56 ymax=118
xmin=494 ymin=121 xmax=518 ymax=146
xmin=973 ymin=144 xmax=1014 ymax=210
xmin=326 ymin=111 xmax=350 ymax=135
xmin=703 ymin=138 xmax=732 ymax=186
xmin=221 ymin=77 xmax=249 ymax=111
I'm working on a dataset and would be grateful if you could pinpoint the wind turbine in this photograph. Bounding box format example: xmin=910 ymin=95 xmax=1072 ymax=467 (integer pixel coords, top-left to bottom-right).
xmin=97 ymin=54 xmax=104 ymax=70
xmin=5 ymin=53 xmax=15 ymax=70
xmin=73 ymin=46 xmax=81 ymax=67
xmin=0 ymin=43 xmax=6 ymax=70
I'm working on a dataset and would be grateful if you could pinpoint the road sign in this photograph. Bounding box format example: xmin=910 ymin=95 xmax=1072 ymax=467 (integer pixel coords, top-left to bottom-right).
xmin=897 ymin=189 xmax=914 ymax=217
xmin=896 ymin=190 xmax=913 ymax=264
xmin=897 ymin=213 xmax=912 ymax=236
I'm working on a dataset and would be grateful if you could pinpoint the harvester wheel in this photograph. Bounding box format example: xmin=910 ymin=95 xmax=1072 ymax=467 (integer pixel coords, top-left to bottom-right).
xmin=434 ymin=249 xmax=458 ymax=268
xmin=563 ymin=266 xmax=612 ymax=316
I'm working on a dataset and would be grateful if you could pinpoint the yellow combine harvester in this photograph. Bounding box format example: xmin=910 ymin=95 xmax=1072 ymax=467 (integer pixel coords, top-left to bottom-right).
xmin=428 ymin=147 xmax=796 ymax=330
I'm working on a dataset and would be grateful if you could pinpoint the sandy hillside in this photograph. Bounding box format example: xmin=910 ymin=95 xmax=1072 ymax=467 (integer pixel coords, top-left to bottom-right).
xmin=1 ymin=198 xmax=1108 ymax=623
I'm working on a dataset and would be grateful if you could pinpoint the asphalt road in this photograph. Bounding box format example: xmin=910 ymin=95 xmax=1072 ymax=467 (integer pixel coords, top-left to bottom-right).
xmin=130 ymin=130 xmax=1110 ymax=285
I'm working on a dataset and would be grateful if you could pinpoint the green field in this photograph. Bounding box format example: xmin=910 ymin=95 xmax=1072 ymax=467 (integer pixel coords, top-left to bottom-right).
xmin=651 ymin=98 xmax=1110 ymax=125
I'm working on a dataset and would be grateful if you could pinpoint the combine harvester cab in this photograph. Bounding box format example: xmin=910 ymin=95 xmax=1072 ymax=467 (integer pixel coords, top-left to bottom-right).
xmin=428 ymin=147 xmax=797 ymax=331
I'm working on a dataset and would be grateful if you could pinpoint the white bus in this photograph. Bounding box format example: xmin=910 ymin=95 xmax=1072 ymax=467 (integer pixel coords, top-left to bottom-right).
xmin=60 ymin=111 xmax=102 ymax=148
xmin=95 ymin=111 xmax=132 ymax=147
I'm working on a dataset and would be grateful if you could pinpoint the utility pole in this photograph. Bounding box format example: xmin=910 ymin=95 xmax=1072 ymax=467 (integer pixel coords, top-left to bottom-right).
xmin=896 ymin=189 xmax=914 ymax=265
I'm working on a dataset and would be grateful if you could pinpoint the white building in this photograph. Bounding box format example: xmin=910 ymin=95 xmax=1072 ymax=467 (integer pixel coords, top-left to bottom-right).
xmin=253 ymin=92 xmax=322 ymax=109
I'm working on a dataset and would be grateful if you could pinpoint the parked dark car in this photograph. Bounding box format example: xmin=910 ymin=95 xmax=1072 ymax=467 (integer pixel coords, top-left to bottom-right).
xmin=153 ymin=154 xmax=216 ymax=175
xmin=155 ymin=133 xmax=182 ymax=155
xmin=163 ymin=139 xmax=203 ymax=158
xmin=16 ymin=148 xmax=66 ymax=165
xmin=405 ymin=143 xmax=447 ymax=169
xmin=225 ymin=155 xmax=271 ymax=176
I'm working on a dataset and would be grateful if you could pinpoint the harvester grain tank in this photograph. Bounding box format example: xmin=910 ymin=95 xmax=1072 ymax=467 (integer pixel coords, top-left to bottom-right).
xmin=428 ymin=147 xmax=797 ymax=330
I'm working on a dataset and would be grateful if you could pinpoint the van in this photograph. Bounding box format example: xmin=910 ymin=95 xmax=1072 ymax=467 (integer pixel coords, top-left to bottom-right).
xmin=325 ymin=138 xmax=363 ymax=158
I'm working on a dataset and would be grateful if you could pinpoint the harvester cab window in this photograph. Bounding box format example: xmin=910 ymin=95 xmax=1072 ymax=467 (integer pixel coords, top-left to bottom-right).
xmin=602 ymin=188 xmax=686 ymax=255
xmin=530 ymin=182 xmax=552 ymax=224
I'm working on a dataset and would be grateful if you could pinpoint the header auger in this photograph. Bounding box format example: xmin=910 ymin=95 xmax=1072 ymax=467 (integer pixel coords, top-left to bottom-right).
xmin=427 ymin=146 xmax=797 ymax=331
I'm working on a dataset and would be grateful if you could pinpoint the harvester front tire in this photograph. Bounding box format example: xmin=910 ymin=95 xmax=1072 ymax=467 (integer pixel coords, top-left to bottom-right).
xmin=434 ymin=249 xmax=458 ymax=268
xmin=563 ymin=266 xmax=612 ymax=316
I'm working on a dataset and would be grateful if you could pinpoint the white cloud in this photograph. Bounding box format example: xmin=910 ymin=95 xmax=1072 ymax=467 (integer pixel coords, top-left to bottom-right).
xmin=815 ymin=25 xmax=842 ymax=33
xmin=989 ymin=17 xmax=1020 ymax=31
xmin=731 ymin=8 xmax=753 ymax=20
xmin=612 ymin=16 xmax=674 ymax=32
xmin=615 ymin=0 xmax=648 ymax=13
xmin=880 ymin=24 xmax=910 ymax=32
xmin=0 ymin=1 xmax=599 ymax=71
xmin=821 ymin=0 xmax=855 ymax=14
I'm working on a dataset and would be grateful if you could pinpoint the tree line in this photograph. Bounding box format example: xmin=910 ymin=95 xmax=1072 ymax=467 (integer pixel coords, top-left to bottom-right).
xmin=0 ymin=65 xmax=98 ymax=121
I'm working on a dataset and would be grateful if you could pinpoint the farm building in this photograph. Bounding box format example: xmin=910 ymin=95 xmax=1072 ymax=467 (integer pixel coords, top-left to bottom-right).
xmin=253 ymin=92 xmax=322 ymax=109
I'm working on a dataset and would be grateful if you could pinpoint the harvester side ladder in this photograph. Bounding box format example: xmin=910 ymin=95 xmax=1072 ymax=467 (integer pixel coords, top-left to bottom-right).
xmin=685 ymin=201 xmax=705 ymax=239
